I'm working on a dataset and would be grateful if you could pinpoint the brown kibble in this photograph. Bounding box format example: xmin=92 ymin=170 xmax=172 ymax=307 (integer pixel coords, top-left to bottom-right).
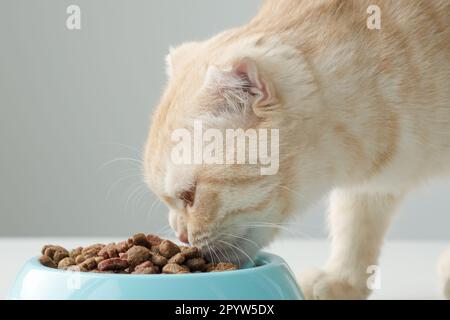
xmin=53 ymin=250 xmax=69 ymax=264
xmin=150 ymin=245 xmax=160 ymax=254
xmin=126 ymin=246 xmax=151 ymax=269
xmin=43 ymin=246 xmax=69 ymax=264
xmin=133 ymin=261 xmax=158 ymax=274
xmin=211 ymin=262 xmax=238 ymax=272
xmin=180 ymin=246 xmax=201 ymax=259
xmin=119 ymin=252 xmax=128 ymax=259
xmin=79 ymin=257 xmax=98 ymax=270
xmin=132 ymin=266 xmax=159 ymax=274
xmin=58 ymin=257 xmax=75 ymax=269
xmin=151 ymin=253 xmax=168 ymax=267
xmin=95 ymin=256 xmax=105 ymax=264
xmin=185 ymin=257 xmax=207 ymax=272
xmin=116 ymin=241 xmax=129 ymax=253
xmin=205 ymin=263 xmax=216 ymax=272
xmin=168 ymin=253 xmax=185 ymax=265
xmin=135 ymin=260 xmax=153 ymax=269
xmin=39 ymin=255 xmax=57 ymax=268
xmin=98 ymin=258 xmax=129 ymax=271
xmin=98 ymin=243 xmax=118 ymax=259
xmin=70 ymin=247 xmax=83 ymax=259
xmin=162 ymin=263 xmax=189 ymax=274
xmin=131 ymin=233 xmax=150 ymax=248
xmin=146 ymin=234 xmax=163 ymax=246
xmin=82 ymin=243 xmax=105 ymax=257
xmin=75 ymin=254 xmax=87 ymax=264
xmin=159 ymin=240 xmax=180 ymax=258
xmin=38 ymin=234 xmax=239 ymax=274
xmin=42 ymin=245 xmax=68 ymax=256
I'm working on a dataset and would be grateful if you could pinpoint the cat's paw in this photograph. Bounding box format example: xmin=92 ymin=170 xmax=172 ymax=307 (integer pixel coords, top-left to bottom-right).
xmin=298 ymin=267 xmax=370 ymax=300
xmin=437 ymin=248 xmax=450 ymax=299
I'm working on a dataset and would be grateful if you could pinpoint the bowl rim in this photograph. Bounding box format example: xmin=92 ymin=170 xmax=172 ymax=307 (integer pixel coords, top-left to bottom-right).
xmin=29 ymin=251 xmax=287 ymax=279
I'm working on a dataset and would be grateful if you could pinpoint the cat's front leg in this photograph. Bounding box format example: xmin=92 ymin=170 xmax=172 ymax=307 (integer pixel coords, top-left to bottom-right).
xmin=299 ymin=189 xmax=403 ymax=300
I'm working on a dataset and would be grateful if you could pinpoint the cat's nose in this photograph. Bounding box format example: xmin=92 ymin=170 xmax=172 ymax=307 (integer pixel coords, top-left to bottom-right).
xmin=177 ymin=230 xmax=189 ymax=244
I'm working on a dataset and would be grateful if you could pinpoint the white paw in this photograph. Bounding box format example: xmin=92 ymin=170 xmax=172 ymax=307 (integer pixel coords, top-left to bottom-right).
xmin=298 ymin=268 xmax=370 ymax=300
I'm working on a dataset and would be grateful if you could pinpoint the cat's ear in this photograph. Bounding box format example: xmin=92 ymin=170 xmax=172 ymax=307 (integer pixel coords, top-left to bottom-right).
xmin=204 ymin=57 xmax=276 ymax=114
xmin=166 ymin=42 xmax=202 ymax=78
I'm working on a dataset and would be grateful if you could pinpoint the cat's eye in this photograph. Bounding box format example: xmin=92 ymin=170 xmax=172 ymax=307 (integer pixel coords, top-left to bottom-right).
xmin=178 ymin=185 xmax=196 ymax=208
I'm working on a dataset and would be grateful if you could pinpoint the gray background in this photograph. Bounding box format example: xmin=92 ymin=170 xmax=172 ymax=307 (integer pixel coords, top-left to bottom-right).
xmin=1 ymin=0 xmax=449 ymax=239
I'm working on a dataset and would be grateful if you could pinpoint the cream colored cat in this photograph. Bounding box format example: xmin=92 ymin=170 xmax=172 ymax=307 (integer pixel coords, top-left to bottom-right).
xmin=144 ymin=0 xmax=450 ymax=299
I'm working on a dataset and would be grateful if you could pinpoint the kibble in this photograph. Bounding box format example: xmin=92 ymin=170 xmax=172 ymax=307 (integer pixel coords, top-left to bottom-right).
xmin=151 ymin=253 xmax=168 ymax=267
xmin=39 ymin=255 xmax=57 ymax=268
xmin=38 ymin=233 xmax=239 ymax=274
xmin=126 ymin=245 xmax=151 ymax=270
xmin=98 ymin=258 xmax=129 ymax=271
xmin=159 ymin=240 xmax=181 ymax=258
xmin=131 ymin=233 xmax=150 ymax=248
xmin=181 ymin=246 xmax=201 ymax=259
xmin=147 ymin=234 xmax=163 ymax=246
xmin=162 ymin=263 xmax=189 ymax=274
xmin=58 ymin=257 xmax=75 ymax=270
xmin=132 ymin=261 xmax=159 ymax=274
xmin=185 ymin=257 xmax=207 ymax=272
xmin=98 ymin=243 xmax=118 ymax=259
xmin=211 ymin=262 xmax=238 ymax=272
xmin=70 ymin=247 xmax=82 ymax=259
xmin=168 ymin=252 xmax=185 ymax=264
xmin=79 ymin=257 xmax=97 ymax=271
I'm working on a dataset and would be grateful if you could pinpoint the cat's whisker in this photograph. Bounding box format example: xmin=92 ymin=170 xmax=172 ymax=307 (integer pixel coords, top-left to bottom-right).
xmin=97 ymin=157 xmax=143 ymax=173
xmin=216 ymin=239 xmax=239 ymax=264
xmin=97 ymin=142 xmax=143 ymax=155
xmin=248 ymin=219 xmax=323 ymax=232
xmin=105 ymin=173 xmax=143 ymax=200
xmin=239 ymin=223 xmax=291 ymax=232
xmin=123 ymin=182 xmax=146 ymax=213
xmin=222 ymin=232 xmax=261 ymax=248
xmin=135 ymin=189 xmax=151 ymax=212
xmin=158 ymin=225 xmax=174 ymax=238
xmin=147 ymin=197 xmax=162 ymax=218
xmin=216 ymin=246 xmax=228 ymax=262
xmin=130 ymin=189 xmax=148 ymax=218
xmin=278 ymin=185 xmax=305 ymax=198
xmin=205 ymin=239 xmax=215 ymax=264
xmin=156 ymin=223 xmax=171 ymax=235
xmin=239 ymin=223 xmax=318 ymax=240
xmin=217 ymin=244 xmax=233 ymax=263
xmin=227 ymin=244 xmax=241 ymax=264
xmin=211 ymin=246 xmax=222 ymax=265
xmin=217 ymin=239 xmax=255 ymax=266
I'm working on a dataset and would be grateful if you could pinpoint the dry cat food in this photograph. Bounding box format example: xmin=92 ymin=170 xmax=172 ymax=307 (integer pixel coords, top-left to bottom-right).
xmin=38 ymin=233 xmax=238 ymax=274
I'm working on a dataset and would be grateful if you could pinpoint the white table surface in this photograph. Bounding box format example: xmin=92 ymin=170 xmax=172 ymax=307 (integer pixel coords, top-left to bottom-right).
xmin=1 ymin=238 xmax=448 ymax=300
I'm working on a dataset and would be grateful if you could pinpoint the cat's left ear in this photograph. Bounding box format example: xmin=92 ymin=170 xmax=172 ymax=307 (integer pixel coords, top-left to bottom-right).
xmin=205 ymin=57 xmax=277 ymax=113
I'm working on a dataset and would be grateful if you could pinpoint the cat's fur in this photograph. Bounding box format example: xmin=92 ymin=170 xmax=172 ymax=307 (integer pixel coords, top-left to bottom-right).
xmin=144 ymin=0 xmax=450 ymax=299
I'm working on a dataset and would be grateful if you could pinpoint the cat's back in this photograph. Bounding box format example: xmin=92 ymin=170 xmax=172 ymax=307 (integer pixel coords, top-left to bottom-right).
xmin=248 ymin=0 xmax=450 ymax=175
xmin=251 ymin=0 xmax=450 ymax=56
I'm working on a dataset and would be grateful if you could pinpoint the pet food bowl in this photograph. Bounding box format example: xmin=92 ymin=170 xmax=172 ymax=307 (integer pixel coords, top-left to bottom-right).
xmin=7 ymin=251 xmax=303 ymax=300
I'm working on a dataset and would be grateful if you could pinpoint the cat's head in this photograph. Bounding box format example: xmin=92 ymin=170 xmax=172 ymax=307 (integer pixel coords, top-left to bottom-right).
xmin=144 ymin=42 xmax=299 ymax=266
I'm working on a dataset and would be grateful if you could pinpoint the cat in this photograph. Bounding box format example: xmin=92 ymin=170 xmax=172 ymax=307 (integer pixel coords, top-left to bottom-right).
xmin=144 ymin=0 xmax=450 ymax=299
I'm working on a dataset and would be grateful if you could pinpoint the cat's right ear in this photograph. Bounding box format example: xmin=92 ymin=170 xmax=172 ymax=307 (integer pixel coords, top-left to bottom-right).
xmin=203 ymin=58 xmax=277 ymax=117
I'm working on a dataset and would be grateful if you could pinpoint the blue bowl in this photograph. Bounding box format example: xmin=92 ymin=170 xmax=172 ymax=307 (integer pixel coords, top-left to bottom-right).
xmin=8 ymin=251 xmax=303 ymax=300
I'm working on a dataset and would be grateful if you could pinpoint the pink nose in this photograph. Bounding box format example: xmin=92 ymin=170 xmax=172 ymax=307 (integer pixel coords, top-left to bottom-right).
xmin=178 ymin=231 xmax=189 ymax=244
